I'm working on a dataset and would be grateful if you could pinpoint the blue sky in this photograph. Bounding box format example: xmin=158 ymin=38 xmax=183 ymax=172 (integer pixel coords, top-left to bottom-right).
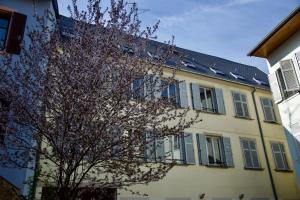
xmin=58 ymin=0 xmax=300 ymax=73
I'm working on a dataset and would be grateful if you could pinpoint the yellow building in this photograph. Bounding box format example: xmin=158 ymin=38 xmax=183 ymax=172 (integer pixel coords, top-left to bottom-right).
xmin=35 ymin=16 xmax=300 ymax=200
xmin=116 ymin=46 xmax=300 ymax=200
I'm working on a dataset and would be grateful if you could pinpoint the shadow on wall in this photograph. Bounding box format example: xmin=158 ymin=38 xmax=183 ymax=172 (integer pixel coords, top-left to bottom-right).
xmin=283 ymin=126 xmax=300 ymax=186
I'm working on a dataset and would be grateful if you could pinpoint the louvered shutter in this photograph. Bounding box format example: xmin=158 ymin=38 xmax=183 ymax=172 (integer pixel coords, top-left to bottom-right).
xmin=6 ymin=12 xmax=27 ymax=54
xmin=153 ymin=75 xmax=161 ymax=101
xmin=145 ymin=130 xmax=155 ymax=161
xmin=280 ymin=60 xmax=300 ymax=92
xmin=196 ymin=134 xmax=208 ymax=165
xmin=144 ymin=75 xmax=153 ymax=101
xmin=179 ymin=81 xmax=189 ymax=108
xmin=191 ymin=83 xmax=201 ymax=110
xmin=215 ymin=88 xmax=226 ymax=114
xmin=155 ymin=137 xmax=165 ymax=161
xmin=295 ymin=51 xmax=300 ymax=69
xmin=268 ymin=72 xmax=282 ymax=103
xmin=260 ymin=98 xmax=276 ymax=122
xmin=222 ymin=137 xmax=234 ymax=167
xmin=182 ymin=133 xmax=195 ymax=164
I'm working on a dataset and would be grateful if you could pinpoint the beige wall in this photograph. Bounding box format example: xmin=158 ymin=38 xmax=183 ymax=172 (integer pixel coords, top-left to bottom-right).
xmin=119 ymin=70 xmax=300 ymax=200
xmin=35 ymin=68 xmax=300 ymax=200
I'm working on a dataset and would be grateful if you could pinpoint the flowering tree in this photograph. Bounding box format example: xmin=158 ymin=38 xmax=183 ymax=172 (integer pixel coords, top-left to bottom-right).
xmin=0 ymin=0 xmax=199 ymax=199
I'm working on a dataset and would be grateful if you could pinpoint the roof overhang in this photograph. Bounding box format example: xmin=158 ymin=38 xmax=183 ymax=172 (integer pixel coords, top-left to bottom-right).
xmin=248 ymin=6 xmax=300 ymax=58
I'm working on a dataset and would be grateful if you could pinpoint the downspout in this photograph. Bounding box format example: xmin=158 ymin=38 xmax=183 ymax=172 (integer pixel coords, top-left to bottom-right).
xmin=251 ymin=87 xmax=278 ymax=200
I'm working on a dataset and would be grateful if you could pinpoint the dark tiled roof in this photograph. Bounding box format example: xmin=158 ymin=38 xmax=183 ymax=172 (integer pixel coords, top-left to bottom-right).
xmin=59 ymin=15 xmax=270 ymax=90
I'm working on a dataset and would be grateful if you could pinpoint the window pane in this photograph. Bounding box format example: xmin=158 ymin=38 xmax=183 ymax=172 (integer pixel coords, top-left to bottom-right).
xmin=275 ymin=152 xmax=285 ymax=169
xmin=242 ymin=140 xmax=249 ymax=149
xmin=241 ymin=94 xmax=247 ymax=102
xmin=161 ymin=80 xmax=168 ymax=99
xmin=206 ymin=89 xmax=213 ymax=111
xmin=235 ymin=102 xmax=244 ymax=116
xmin=233 ymin=93 xmax=241 ymax=101
xmin=243 ymin=103 xmax=249 ymax=117
xmin=249 ymin=141 xmax=256 ymax=150
xmin=169 ymin=84 xmax=177 ymax=105
xmin=133 ymin=79 xmax=143 ymax=99
xmin=213 ymin=138 xmax=222 ymax=164
xmin=272 ymin=143 xmax=280 ymax=152
xmin=0 ymin=19 xmax=9 ymax=28
xmin=206 ymin=137 xmax=214 ymax=164
xmin=251 ymin=151 xmax=260 ymax=168
xmin=264 ymin=107 xmax=274 ymax=121
xmin=244 ymin=150 xmax=252 ymax=167
xmin=200 ymin=88 xmax=206 ymax=109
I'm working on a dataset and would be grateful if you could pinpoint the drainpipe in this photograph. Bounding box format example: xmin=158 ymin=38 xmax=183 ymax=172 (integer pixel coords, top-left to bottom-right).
xmin=251 ymin=87 xmax=278 ymax=200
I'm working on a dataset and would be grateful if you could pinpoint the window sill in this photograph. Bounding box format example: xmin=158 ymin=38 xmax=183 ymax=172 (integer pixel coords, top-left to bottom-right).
xmin=244 ymin=167 xmax=264 ymax=171
xmin=263 ymin=120 xmax=280 ymax=125
xmin=195 ymin=109 xmax=219 ymax=115
xmin=274 ymin=169 xmax=293 ymax=173
xmin=205 ymin=164 xmax=228 ymax=168
xmin=234 ymin=116 xmax=253 ymax=120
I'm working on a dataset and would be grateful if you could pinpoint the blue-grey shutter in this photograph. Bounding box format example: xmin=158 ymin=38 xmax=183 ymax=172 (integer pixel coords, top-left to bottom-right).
xmin=223 ymin=137 xmax=234 ymax=167
xmin=180 ymin=134 xmax=186 ymax=164
xmin=145 ymin=130 xmax=155 ymax=161
xmin=183 ymin=133 xmax=195 ymax=164
xmin=215 ymin=88 xmax=226 ymax=114
xmin=153 ymin=75 xmax=161 ymax=101
xmin=156 ymin=137 xmax=165 ymax=161
xmin=179 ymin=81 xmax=189 ymax=108
xmin=144 ymin=75 xmax=153 ymax=101
xmin=191 ymin=83 xmax=201 ymax=110
xmin=196 ymin=134 xmax=208 ymax=165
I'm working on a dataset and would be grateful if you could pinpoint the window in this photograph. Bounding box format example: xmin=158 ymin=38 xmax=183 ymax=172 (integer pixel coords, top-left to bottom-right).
xmin=230 ymin=72 xmax=245 ymax=80
xmin=232 ymin=92 xmax=250 ymax=118
xmin=210 ymin=67 xmax=225 ymax=75
xmin=0 ymin=12 xmax=10 ymax=50
xmin=271 ymin=142 xmax=289 ymax=170
xmin=253 ymin=77 xmax=268 ymax=86
xmin=276 ymin=59 xmax=299 ymax=100
xmin=206 ymin=136 xmax=223 ymax=165
xmin=240 ymin=138 xmax=260 ymax=168
xmin=0 ymin=9 xmax=27 ymax=54
xmin=132 ymin=78 xmax=144 ymax=100
xmin=199 ymin=87 xmax=215 ymax=112
xmin=260 ymin=98 xmax=276 ymax=122
xmin=161 ymin=80 xmax=180 ymax=106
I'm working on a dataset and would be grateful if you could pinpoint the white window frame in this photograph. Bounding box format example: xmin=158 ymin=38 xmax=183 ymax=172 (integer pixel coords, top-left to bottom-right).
xmin=161 ymin=80 xmax=180 ymax=105
xmin=205 ymin=135 xmax=223 ymax=165
xmin=232 ymin=92 xmax=250 ymax=118
xmin=260 ymin=97 xmax=276 ymax=122
xmin=199 ymin=86 xmax=216 ymax=112
xmin=240 ymin=138 xmax=261 ymax=168
xmin=270 ymin=142 xmax=289 ymax=170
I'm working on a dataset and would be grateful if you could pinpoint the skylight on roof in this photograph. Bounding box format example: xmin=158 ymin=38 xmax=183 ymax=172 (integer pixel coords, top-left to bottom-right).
xmin=121 ymin=45 xmax=134 ymax=55
xmin=253 ymin=77 xmax=268 ymax=86
xmin=209 ymin=67 xmax=225 ymax=75
xmin=230 ymin=72 xmax=245 ymax=80
xmin=147 ymin=51 xmax=160 ymax=60
xmin=182 ymin=61 xmax=196 ymax=69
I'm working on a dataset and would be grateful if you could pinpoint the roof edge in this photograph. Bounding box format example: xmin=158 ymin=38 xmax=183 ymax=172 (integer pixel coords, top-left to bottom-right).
xmin=248 ymin=5 xmax=300 ymax=57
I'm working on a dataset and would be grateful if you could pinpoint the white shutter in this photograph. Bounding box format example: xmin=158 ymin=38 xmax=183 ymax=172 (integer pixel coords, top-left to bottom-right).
xmin=295 ymin=51 xmax=300 ymax=68
xmin=280 ymin=60 xmax=300 ymax=92
xmin=268 ymin=72 xmax=282 ymax=103
xmin=191 ymin=83 xmax=201 ymax=110
xmin=179 ymin=81 xmax=189 ymax=108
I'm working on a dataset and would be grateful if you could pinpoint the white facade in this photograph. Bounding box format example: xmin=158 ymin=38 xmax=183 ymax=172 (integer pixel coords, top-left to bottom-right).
xmin=266 ymin=29 xmax=300 ymax=185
